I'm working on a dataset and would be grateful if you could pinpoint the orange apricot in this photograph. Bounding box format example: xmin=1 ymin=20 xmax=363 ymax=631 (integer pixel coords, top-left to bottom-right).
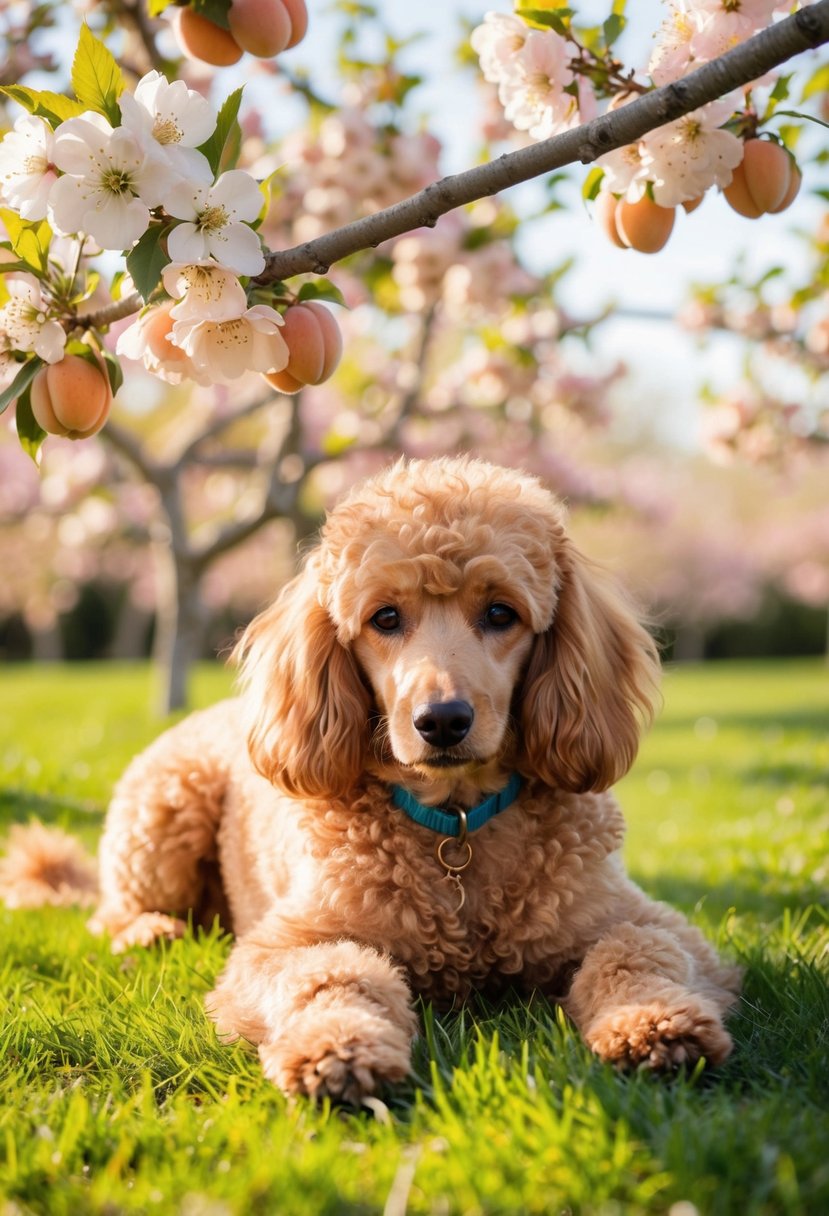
xmin=265 ymin=301 xmax=343 ymax=395
xmin=682 ymin=195 xmax=704 ymax=215
xmin=175 ymin=8 xmax=243 ymax=67
xmin=769 ymin=161 xmax=802 ymax=214
xmin=282 ymin=0 xmax=308 ymax=48
xmin=595 ymin=191 xmax=628 ymax=249
xmin=30 ymin=353 xmax=113 ymax=440
xmin=615 ymin=194 xmax=676 ymax=254
xmin=724 ymin=139 xmax=795 ymax=218
xmin=228 ymin=0 xmax=292 ymax=57
xmin=143 ymin=303 xmax=188 ymax=366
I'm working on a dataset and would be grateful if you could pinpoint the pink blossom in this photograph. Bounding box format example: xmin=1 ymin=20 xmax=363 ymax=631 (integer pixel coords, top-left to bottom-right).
xmin=641 ymin=105 xmax=743 ymax=206
xmin=498 ymin=30 xmax=581 ymax=141
xmin=470 ymin=12 xmax=530 ymax=85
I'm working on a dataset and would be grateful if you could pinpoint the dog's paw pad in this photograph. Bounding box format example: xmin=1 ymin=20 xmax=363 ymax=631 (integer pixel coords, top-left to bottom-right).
xmin=586 ymin=1000 xmax=732 ymax=1070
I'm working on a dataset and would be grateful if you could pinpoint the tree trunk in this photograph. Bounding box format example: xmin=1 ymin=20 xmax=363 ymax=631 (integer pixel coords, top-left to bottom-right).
xmin=151 ymin=539 xmax=206 ymax=715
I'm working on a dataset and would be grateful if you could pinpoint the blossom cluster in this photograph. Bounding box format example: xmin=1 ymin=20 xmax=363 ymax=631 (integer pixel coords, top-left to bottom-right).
xmin=472 ymin=2 xmax=795 ymax=220
xmin=0 ymin=61 xmax=290 ymax=404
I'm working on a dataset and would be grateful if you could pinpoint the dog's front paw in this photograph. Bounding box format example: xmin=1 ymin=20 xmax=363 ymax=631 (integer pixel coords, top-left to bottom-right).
xmin=259 ymin=1002 xmax=412 ymax=1104
xmin=585 ymin=997 xmax=733 ymax=1070
xmin=89 ymin=911 xmax=187 ymax=953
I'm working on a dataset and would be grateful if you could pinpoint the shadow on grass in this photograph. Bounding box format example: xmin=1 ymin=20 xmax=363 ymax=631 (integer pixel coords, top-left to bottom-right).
xmin=0 ymin=788 xmax=104 ymax=835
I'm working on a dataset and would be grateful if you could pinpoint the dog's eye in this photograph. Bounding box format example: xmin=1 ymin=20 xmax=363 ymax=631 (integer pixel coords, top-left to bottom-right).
xmin=483 ymin=603 xmax=518 ymax=630
xmin=371 ymin=606 xmax=402 ymax=633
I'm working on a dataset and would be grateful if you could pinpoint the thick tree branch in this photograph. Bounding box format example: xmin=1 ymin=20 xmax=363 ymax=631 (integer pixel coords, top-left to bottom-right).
xmin=79 ymin=2 xmax=829 ymax=329
xmin=254 ymin=2 xmax=829 ymax=282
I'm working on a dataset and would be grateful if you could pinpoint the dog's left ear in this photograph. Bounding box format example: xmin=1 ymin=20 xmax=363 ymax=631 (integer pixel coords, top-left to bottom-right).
xmin=518 ymin=541 xmax=660 ymax=793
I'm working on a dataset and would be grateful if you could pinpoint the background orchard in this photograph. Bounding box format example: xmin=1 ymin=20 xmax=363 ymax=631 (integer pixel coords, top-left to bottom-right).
xmin=1 ymin=0 xmax=828 ymax=708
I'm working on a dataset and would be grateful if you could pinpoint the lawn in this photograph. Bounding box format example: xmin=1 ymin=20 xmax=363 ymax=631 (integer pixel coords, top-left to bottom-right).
xmin=1 ymin=659 xmax=827 ymax=1215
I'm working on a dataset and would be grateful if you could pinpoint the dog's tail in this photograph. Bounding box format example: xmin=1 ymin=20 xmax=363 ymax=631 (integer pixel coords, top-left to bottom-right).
xmin=0 ymin=822 xmax=97 ymax=909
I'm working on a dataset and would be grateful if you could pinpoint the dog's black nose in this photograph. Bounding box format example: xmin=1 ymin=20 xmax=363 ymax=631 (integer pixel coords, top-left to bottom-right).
xmin=412 ymin=700 xmax=474 ymax=748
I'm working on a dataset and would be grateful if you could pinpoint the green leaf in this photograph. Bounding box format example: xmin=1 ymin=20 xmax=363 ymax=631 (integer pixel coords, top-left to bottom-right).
xmin=191 ymin=0 xmax=233 ymax=33
xmin=71 ymin=24 xmax=125 ymax=125
xmin=125 ymin=224 xmax=171 ymax=303
xmin=15 ymin=383 xmax=47 ymax=465
xmin=773 ymin=109 xmax=829 ymax=132
xmin=603 ymin=13 xmax=626 ymax=48
xmin=101 ymin=351 xmax=124 ymax=397
xmin=515 ymin=7 xmax=573 ymax=36
xmin=582 ymin=166 xmax=604 ymax=201
xmin=0 ymin=210 xmax=51 ymax=274
xmin=197 ymin=87 xmax=244 ymax=178
xmin=0 ymin=85 xmax=86 ymax=126
xmin=0 ymin=357 xmax=43 ymax=418
xmin=801 ymin=62 xmax=829 ymax=102
xmin=296 ymin=279 xmax=347 ymax=308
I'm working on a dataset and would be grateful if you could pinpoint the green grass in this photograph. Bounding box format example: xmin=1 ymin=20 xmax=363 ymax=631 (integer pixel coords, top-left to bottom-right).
xmin=1 ymin=659 xmax=827 ymax=1215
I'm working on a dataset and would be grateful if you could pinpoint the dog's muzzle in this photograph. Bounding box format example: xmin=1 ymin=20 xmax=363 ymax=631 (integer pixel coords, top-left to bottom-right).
xmin=412 ymin=700 xmax=474 ymax=749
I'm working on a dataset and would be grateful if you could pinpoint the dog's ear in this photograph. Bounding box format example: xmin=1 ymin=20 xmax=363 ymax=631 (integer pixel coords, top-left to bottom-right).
xmin=518 ymin=541 xmax=660 ymax=793
xmin=234 ymin=556 xmax=372 ymax=799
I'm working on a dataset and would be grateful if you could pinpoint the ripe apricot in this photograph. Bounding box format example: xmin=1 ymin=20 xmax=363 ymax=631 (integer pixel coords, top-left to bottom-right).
xmin=615 ymin=195 xmax=676 ymax=254
xmin=265 ymin=301 xmax=342 ymax=395
xmin=595 ymin=191 xmax=627 ymax=250
xmin=228 ymin=0 xmax=292 ymax=57
xmin=143 ymin=303 xmax=188 ymax=367
xmin=175 ymin=8 xmax=243 ymax=67
xmin=30 ymin=353 xmax=113 ymax=440
xmin=282 ymin=0 xmax=308 ymax=48
xmin=724 ymin=139 xmax=796 ymax=219
xmin=769 ymin=162 xmax=801 ymax=214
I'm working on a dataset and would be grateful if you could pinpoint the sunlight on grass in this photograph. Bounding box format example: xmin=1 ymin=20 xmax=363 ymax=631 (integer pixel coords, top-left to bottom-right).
xmin=1 ymin=659 xmax=827 ymax=1214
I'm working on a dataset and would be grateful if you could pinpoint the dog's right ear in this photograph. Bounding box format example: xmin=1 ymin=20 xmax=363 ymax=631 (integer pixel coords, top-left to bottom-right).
xmin=234 ymin=555 xmax=372 ymax=800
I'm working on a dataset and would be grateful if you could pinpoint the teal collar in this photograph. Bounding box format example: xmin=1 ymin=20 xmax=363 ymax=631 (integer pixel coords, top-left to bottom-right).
xmin=391 ymin=773 xmax=522 ymax=837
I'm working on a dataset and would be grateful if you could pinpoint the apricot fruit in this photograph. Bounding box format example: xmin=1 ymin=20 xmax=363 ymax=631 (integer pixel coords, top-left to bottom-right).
xmin=724 ymin=139 xmax=798 ymax=219
xmin=143 ymin=303 xmax=188 ymax=367
xmin=615 ymin=194 xmax=676 ymax=253
xmin=595 ymin=191 xmax=627 ymax=250
xmin=281 ymin=0 xmax=308 ymax=48
xmin=265 ymin=301 xmax=342 ymax=395
xmin=175 ymin=8 xmax=243 ymax=67
xmin=30 ymin=353 xmax=113 ymax=440
xmin=228 ymin=0 xmax=292 ymax=57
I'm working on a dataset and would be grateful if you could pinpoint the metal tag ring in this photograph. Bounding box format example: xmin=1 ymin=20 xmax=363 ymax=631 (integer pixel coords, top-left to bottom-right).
xmin=436 ymin=836 xmax=473 ymax=873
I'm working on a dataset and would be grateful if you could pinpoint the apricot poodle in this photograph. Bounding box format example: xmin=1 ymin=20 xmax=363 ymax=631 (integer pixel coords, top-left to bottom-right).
xmin=5 ymin=457 xmax=741 ymax=1101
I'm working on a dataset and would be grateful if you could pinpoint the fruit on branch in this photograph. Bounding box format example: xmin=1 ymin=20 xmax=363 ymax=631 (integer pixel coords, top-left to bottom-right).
xmin=281 ymin=0 xmax=308 ymax=48
xmin=723 ymin=139 xmax=800 ymax=219
xmin=228 ymin=0 xmax=292 ymax=57
xmin=597 ymin=192 xmax=676 ymax=254
xmin=143 ymin=303 xmax=191 ymax=370
xmin=228 ymin=0 xmax=308 ymax=56
xmin=175 ymin=8 xmax=244 ymax=67
xmin=30 ymin=353 xmax=113 ymax=440
xmin=264 ymin=301 xmax=343 ymax=394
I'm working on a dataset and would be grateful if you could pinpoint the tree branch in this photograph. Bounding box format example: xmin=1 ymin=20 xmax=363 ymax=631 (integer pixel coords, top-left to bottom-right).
xmin=78 ymin=1 xmax=829 ymax=331
xmin=254 ymin=2 xmax=829 ymax=282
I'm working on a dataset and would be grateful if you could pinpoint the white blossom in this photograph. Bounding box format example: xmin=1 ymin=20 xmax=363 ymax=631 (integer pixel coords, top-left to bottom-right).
xmin=48 ymin=112 xmax=176 ymax=249
xmin=642 ymin=105 xmax=744 ymax=206
xmin=171 ymin=304 xmax=288 ymax=384
xmin=0 ymin=273 xmax=66 ymax=363
xmin=165 ymin=171 xmax=265 ymax=276
xmin=161 ymin=259 xmax=248 ymax=321
xmin=119 ymin=70 xmax=214 ymax=184
xmin=497 ymin=30 xmax=581 ymax=141
xmin=470 ymin=12 xmax=530 ymax=85
xmin=0 ymin=114 xmax=58 ymax=221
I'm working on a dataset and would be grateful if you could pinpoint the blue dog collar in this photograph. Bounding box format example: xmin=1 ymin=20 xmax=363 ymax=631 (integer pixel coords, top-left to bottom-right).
xmin=391 ymin=773 xmax=522 ymax=837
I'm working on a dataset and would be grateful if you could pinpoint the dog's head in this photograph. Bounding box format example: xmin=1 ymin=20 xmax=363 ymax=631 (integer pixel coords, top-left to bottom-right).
xmin=236 ymin=457 xmax=659 ymax=800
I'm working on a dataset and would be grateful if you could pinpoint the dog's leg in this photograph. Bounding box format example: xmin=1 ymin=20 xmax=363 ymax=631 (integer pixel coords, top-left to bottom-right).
xmin=88 ymin=727 xmax=227 ymax=952
xmin=565 ymin=921 xmax=738 ymax=1070
xmin=207 ymin=932 xmax=417 ymax=1104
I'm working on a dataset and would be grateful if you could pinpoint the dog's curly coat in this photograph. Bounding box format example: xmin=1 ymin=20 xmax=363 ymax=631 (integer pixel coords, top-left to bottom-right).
xmin=24 ymin=458 xmax=741 ymax=1100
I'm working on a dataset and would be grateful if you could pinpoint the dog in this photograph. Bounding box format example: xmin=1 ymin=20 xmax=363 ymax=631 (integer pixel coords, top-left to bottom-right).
xmin=6 ymin=457 xmax=741 ymax=1101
